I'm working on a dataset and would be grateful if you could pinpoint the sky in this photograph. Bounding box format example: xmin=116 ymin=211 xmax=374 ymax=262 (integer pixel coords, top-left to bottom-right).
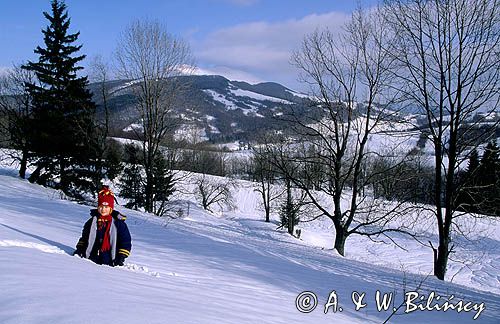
xmin=0 ymin=0 xmax=378 ymax=91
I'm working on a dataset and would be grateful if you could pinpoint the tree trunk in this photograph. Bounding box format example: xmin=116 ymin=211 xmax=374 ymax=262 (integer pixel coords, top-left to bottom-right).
xmin=434 ymin=236 xmax=449 ymax=280
xmin=332 ymin=185 xmax=346 ymax=256
xmin=434 ymin=201 xmax=453 ymax=280
xmin=264 ymin=183 xmax=270 ymax=223
xmin=19 ymin=149 xmax=28 ymax=179
xmin=334 ymin=227 xmax=347 ymax=256
xmin=59 ymin=157 xmax=67 ymax=191
xmin=28 ymin=163 xmax=42 ymax=183
xmin=286 ymin=176 xmax=294 ymax=235
xmin=144 ymin=171 xmax=154 ymax=213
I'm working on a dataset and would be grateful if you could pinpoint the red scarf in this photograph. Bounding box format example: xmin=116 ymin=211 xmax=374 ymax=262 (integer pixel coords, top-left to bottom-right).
xmin=98 ymin=215 xmax=112 ymax=252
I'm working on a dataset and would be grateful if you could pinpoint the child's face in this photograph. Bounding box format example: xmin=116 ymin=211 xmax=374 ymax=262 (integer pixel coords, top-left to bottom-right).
xmin=98 ymin=205 xmax=112 ymax=216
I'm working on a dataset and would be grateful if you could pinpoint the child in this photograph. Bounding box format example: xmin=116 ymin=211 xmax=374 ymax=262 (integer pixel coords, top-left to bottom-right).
xmin=74 ymin=186 xmax=131 ymax=266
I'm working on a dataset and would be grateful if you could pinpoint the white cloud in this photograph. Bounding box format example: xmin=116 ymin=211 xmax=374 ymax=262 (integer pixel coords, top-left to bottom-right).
xmin=177 ymin=64 xmax=262 ymax=83
xmin=195 ymin=11 xmax=350 ymax=90
xmin=192 ymin=65 xmax=263 ymax=83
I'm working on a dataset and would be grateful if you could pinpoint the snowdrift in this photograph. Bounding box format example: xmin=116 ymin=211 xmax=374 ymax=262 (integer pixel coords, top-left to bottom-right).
xmin=1 ymin=172 xmax=499 ymax=323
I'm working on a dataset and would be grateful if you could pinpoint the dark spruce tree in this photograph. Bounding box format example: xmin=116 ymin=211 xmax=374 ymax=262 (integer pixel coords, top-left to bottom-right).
xmin=120 ymin=165 xmax=144 ymax=210
xmin=119 ymin=144 xmax=145 ymax=211
xmin=467 ymin=149 xmax=480 ymax=174
xmin=457 ymin=144 xmax=500 ymax=216
xmin=151 ymin=153 xmax=176 ymax=217
xmin=456 ymin=149 xmax=480 ymax=213
xmin=103 ymin=139 xmax=124 ymax=182
xmin=119 ymin=144 xmax=176 ymax=216
xmin=22 ymin=0 xmax=96 ymax=196
xmin=477 ymin=141 xmax=500 ymax=216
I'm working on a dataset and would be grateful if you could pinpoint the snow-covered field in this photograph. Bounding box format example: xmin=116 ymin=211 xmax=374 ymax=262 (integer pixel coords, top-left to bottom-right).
xmin=0 ymin=163 xmax=499 ymax=323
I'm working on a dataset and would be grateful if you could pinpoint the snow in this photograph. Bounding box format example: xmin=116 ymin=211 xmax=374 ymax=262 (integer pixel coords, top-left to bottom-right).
xmin=1 ymin=161 xmax=500 ymax=323
xmin=203 ymin=86 xmax=294 ymax=117
xmin=203 ymin=89 xmax=240 ymax=111
xmin=203 ymin=89 xmax=262 ymax=116
xmin=109 ymin=137 xmax=142 ymax=147
xmin=229 ymin=88 xmax=293 ymax=105
xmin=481 ymin=112 xmax=499 ymax=120
xmin=285 ymin=89 xmax=310 ymax=99
xmin=215 ymin=141 xmax=242 ymax=151
xmin=123 ymin=122 xmax=144 ymax=133
xmin=208 ymin=124 xmax=221 ymax=134
xmin=109 ymin=79 xmax=142 ymax=95
xmin=0 ymin=240 xmax=67 ymax=254
xmin=174 ymin=124 xmax=209 ymax=143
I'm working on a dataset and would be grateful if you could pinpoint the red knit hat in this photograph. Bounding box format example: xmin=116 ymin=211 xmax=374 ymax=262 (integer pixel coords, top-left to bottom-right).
xmin=98 ymin=186 xmax=115 ymax=209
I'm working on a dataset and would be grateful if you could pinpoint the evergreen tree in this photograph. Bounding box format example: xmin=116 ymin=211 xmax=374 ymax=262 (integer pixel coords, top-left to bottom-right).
xmin=103 ymin=140 xmax=124 ymax=182
xmin=477 ymin=141 xmax=500 ymax=215
xmin=120 ymin=147 xmax=176 ymax=216
xmin=478 ymin=142 xmax=499 ymax=183
xmin=120 ymin=165 xmax=144 ymax=210
xmin=467 ymin=149 xmax=480 ymax=175
xmin=22 ymin=0 xmax=96 ymax=194
xmin=456 ymin=149 xmax=480 ymax=213
xmin=119 ymin=144 xmax=144 ymax=210
xmin=151 ymin=153 xmax=176 ymax=216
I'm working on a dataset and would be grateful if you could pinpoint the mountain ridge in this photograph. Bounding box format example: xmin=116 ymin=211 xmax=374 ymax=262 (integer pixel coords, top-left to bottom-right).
xmin=89 ymin=74 xmax=315 ymax=143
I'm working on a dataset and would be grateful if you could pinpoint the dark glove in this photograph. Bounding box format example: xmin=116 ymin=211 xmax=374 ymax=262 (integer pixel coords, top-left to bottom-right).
xmin=114 ymin=254 xmax=126 ymax=267
xmin=73 ymin=249 xmax=84 ymax=257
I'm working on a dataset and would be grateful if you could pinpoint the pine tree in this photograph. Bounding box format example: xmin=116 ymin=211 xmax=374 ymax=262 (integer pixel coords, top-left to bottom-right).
xmin=22 ymin=0 xmax=96 ymax=194
xmin=477 ymin=141 xmax=500 ymax=215
xmin=456 ymin=149 xmax=480 ymax=213
xmin=119 ymin=144 xmax=144 ymax=210
xmin=119 ymin=145 xmax=176 ymax=216
xmin=120 ymin=165 xmax=144 ymax=210
xmin=151 ymin=153 xmax=176 ymax=216
xmin=479 ymin=142 xmax=499 ymax=181
xmin=467 ymin=149 xmax=480 ymax=175
xmin=103 ymin=140 xmax=124 ymax=182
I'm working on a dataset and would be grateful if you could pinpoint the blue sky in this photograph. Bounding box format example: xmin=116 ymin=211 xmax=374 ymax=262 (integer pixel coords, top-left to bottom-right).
xmin=0 ymin=0 xmax=377 ymax=90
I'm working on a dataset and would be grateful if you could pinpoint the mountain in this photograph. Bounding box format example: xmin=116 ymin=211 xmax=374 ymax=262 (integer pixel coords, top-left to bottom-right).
xmin=80 ymin=74 xmax=500 ymax=147
xmin=89 ymin=75 xmax=315 ymax=144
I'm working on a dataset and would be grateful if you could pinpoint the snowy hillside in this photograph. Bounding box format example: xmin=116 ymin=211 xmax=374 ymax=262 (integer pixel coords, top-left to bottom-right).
xmin=89 ymin=74 xmax=314 ymax=144
xmin=1 ymin=165 xmax=500 ymax=323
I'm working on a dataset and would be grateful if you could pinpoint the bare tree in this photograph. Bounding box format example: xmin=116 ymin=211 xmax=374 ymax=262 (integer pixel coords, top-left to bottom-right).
xmin=277 ymin=179 xmax=309 ymax=236
xmin=115 ymin=19 xmax=194 ymax=213
xmin=251 ymin=134 xmax=285 ymax=223
xmin=0 ymin=65 xmax=36 ymax=178
xmin=289 ymin=8 xmax=415 ymax=256
xmin=257 ymin=133 xmax=323 ymax=236
xmin=383 ymin=0 xmax=499 ymax=280
xmin=194 ymin=174 xmax=235 ymax=213
xmin=88 ymin=55 xmax=112 ymax=191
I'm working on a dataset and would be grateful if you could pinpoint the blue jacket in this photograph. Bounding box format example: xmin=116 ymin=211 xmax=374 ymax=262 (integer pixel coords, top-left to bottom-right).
xmin=76 ymin=209 xmax=132 ymax=266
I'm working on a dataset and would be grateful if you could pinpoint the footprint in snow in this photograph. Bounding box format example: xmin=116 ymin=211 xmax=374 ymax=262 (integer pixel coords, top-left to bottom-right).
xmin=120 ymin=263 xmax=161 ymax=278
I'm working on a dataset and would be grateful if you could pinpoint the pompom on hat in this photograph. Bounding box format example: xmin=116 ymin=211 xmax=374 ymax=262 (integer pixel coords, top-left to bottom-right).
xmin=98 ymin=185 xmax=115 ymax=209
